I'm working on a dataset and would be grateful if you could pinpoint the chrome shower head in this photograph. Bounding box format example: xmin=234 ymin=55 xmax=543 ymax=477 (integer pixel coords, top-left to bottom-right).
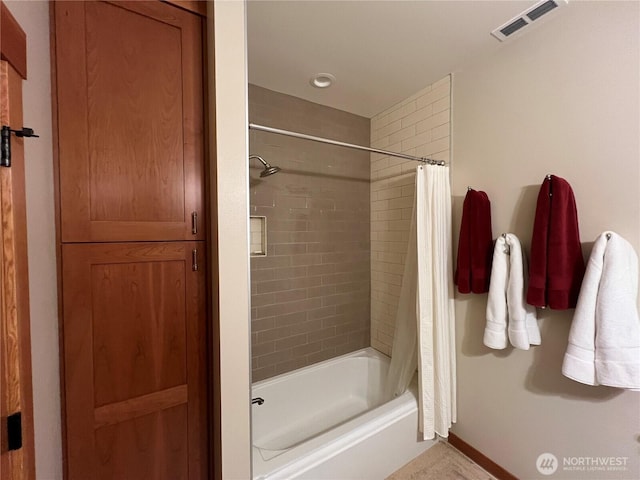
xmin=260 ymin=165 xmax=281 ymax=177
xmin=250 ymin=154 xmax=281 ymax=178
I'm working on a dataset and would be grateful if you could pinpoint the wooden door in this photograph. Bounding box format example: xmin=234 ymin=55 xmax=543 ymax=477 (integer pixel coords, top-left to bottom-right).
xmin=0 ymin=3 xmax=36 ymax=478
xmin=61 ymin=242 xmax=207 ymax=479
xmin=54 ymin=1 xmax=204 ymax=243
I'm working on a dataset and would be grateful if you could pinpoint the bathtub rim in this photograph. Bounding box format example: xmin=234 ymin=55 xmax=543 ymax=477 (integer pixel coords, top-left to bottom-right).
xmin=251 ymin=347 xmax=420 ymax=480
xmin=252 ymin=346 xmax=390 ymax=391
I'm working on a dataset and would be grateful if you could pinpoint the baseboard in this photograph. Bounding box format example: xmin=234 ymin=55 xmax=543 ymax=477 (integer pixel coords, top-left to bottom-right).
xmin=447 ymin=433 xmax=519 ymax=480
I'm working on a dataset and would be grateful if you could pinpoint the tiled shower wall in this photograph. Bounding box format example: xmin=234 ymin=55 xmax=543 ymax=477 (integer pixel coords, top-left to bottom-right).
xmin=370 ymin=75 xmax=451 ymax=355
xmin=249 ymin=85 xmax=371 ymax=381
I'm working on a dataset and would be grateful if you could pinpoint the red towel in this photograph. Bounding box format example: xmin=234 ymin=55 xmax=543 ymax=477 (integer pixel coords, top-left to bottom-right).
xmin=455 ymin=189 xmax=493 ymax=294
xmin=527 ymin=175 xmax=585 ymax=309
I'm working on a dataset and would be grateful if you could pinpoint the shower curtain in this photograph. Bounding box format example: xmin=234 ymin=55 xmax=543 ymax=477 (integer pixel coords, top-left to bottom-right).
xmin=386 ymin=164 xmax=456 ymax=440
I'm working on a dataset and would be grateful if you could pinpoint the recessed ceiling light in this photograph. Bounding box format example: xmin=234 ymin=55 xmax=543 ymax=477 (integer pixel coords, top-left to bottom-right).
xmin=310 ymin=73 xmax=335 ymax=88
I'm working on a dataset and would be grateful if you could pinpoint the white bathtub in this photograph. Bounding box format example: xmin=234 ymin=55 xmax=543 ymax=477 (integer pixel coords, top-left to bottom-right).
xmin=251 ymin=348 xmax=436 ymax=480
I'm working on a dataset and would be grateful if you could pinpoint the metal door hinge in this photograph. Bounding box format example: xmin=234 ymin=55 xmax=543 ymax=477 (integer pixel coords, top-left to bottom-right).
xmin=1 ymin=126 xmax=39 ymax=168
xmin=192 ymin=249 xmax=198 ymax=271
xmin=7 ymin=411 xmax=22 ymax=451
xmin=191 ymin=211 xmax=198 ymax=235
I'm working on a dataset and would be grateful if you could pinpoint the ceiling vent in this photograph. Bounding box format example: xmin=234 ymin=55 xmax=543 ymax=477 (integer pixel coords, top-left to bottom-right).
xmin=492 ymin=0 xmax=568 ymax=42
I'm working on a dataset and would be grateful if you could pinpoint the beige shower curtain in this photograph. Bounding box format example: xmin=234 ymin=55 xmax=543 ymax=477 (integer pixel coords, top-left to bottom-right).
xmin=386 ymin=164 xmax=456 ymax=440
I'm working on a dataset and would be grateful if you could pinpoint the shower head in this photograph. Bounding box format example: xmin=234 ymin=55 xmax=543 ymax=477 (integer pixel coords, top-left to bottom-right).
xmin=250 ymin=154 xmax=281 ymax=178
xmin=260 ymin=165 xmax=281 ymax=177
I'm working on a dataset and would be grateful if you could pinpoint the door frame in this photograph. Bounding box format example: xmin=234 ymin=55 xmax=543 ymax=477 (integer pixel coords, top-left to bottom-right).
xmin=0 ymin=1 xmax=36 ymax=478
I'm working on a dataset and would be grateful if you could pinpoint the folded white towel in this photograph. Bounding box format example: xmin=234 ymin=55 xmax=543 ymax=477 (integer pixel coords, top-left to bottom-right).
xmin=507 ymin=237 xmax=541 ymax=349
xmin=484 ymin=236 xmax=509 ymax=349
xmin=484 ymin=234 xmax=540 ymax=350
xmin=562 ymin=232 xmax=640 ymax=390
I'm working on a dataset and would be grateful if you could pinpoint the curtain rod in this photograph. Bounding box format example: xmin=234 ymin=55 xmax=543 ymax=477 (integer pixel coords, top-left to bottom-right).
xmin=249 ymin=123 xmax=446 ymax=166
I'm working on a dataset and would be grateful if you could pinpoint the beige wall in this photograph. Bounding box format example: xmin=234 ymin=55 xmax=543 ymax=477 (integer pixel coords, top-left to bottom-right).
xmin=249 ymin=85 xmax=370 ymax=381
xmin=4 ymin=2 xmax=62 ymax=479
xmin=209 ymin=1 xmax=252 ymax=478
xmin=369 ymin=77 xmax=451 ymax=355
xmin=452 ymin=2 xmax=640 ymax=479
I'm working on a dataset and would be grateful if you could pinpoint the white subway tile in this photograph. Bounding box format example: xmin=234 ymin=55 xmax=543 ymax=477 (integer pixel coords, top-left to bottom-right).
xmin=377 ymin=186 xmax=403 ymax=200
xmin=377 ymin=251 xmax=402 ymax=264
xmin=416 ymin=136 xmax=450 ymax=156
xmin=382 ymin=272 xmax=403 ymax=286
xmin=387 ymin=284 xmax=401 ymax=297
xmin=387 ymin=157 xmax=406 ymax=169
xmin=372 ymin=157 xmax=389 ymax=172
xmin=371 ymin=178 xmax=390 ymax=192
xmin=401 ymin=162 xmax=419 ymax=174
xmin=401 ymin=84 xmax=432 ymax=107
xmin=375 ymin=209 xmax=402 ymax=221
xmin=378 ymin=164 xmax=402 ymax=179
xmin=388 ymin=196 xmax=413 ymax=210
xmin=379 ymin=322 xmax=396 ymax=336
xmin=389 ymin=219 xmax=411 ymax=231
xmin=377 ymin=231 xmax=403 ymax=242
xmin=432 ymin=96 xmax=449 ymax=114
xmin=373 ymin=104 xmax=400 ymax=124
xmin=415 ymin=109 xmax=450 ymax=133
xmin=374 ymin=119 xmax=402 ymax=140
xmin=371 ymin=220 xmax=389 ymax=232
xmin=431 ymin=123 xmax=449 ymax=141
xmin=372 ymin=112 xmax=392 ymax=129
xmin=416 ymin=83 xmax=451 ymax=110
xmin=371 ymin=200 xmax=389 ymax=211
xmin=388 ymin=101 xmax=417 ymax=123
xmin=401 ymin=184 xmax=415 ymax=198
xmin=386 ymin=242 xmax=407 ymax=254
xmin=400 ymin=104 xmax=434 ymax=128
xmin=371 ymin=136 xmax=390 ymax=149
xmin=431 ymin=149 xmax=450 ymax=162
xmin=370 ymin=75 xmax=453 ymax=351
xmin=389 ymin=124 xmax=416 ymax=145
xmin=401 ymin=130 xmax=432 ymax=151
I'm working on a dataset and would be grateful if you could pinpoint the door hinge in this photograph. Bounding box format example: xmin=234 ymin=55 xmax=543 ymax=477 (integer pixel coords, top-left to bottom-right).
xmin=1 ymin=126 xmax=39 ymax=168
xmin=191 ymin=211 xmax=198 ymax=235
xmin=7 ymin=411 xmax=22 ymax=451
xmin=192 ymin=249 xmax=199 ymax=271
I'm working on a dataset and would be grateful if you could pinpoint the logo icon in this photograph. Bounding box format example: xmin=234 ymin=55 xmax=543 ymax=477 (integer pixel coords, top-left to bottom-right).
xmin=536 ymin=453 xmax=558 ymax=475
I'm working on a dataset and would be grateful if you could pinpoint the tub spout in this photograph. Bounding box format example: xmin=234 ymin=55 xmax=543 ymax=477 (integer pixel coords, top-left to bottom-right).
xmin=252 ymin=397 xmax=265 ymax=405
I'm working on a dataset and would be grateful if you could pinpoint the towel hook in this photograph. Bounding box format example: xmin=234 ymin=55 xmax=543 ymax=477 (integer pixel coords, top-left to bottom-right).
xmin=501 ymin=232 xmax=510 ymax=255
xmin=606 ymin=233 xmax=612 ymax=240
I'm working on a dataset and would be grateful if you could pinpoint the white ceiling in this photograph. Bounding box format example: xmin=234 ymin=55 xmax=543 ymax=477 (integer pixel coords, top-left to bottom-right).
xmin=247 ymin=0 xmax=535 ymax=118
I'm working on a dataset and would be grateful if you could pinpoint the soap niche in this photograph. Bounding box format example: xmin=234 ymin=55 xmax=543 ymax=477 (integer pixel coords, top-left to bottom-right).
xmin=250 ymin=216 xmax=267 ymax=256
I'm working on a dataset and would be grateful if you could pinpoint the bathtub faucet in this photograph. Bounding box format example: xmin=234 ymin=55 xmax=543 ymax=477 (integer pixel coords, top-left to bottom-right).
xmin=252 ymin=397 xmax=265 ymax=405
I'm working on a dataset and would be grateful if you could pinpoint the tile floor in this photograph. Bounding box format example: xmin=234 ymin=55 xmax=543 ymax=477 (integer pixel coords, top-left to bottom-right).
xmin=386 ymin=441 xmax=497 ymax=480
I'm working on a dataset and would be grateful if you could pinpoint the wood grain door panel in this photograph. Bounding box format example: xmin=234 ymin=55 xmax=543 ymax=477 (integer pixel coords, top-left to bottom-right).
xmin=95 ymin=405 xmax=188 ymax=480
xmin=91 ymin=260 xmax=187 ymax=406
xmin=55 ymin=1 xmax=204 ymax=242
xmin=0 ymin=22 xmax=36 ymax=476
xmin=62 ymin=242 xmax=207 ymax=479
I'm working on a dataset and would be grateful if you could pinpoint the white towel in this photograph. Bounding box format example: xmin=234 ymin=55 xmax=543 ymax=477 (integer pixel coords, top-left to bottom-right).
xmin=507 ymin=237 xmax=541 ymax=349
xmin=484 ymin=234 xmax=540 ymax=350
xmin=562 ymin=232 xmax=640 ymax=390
